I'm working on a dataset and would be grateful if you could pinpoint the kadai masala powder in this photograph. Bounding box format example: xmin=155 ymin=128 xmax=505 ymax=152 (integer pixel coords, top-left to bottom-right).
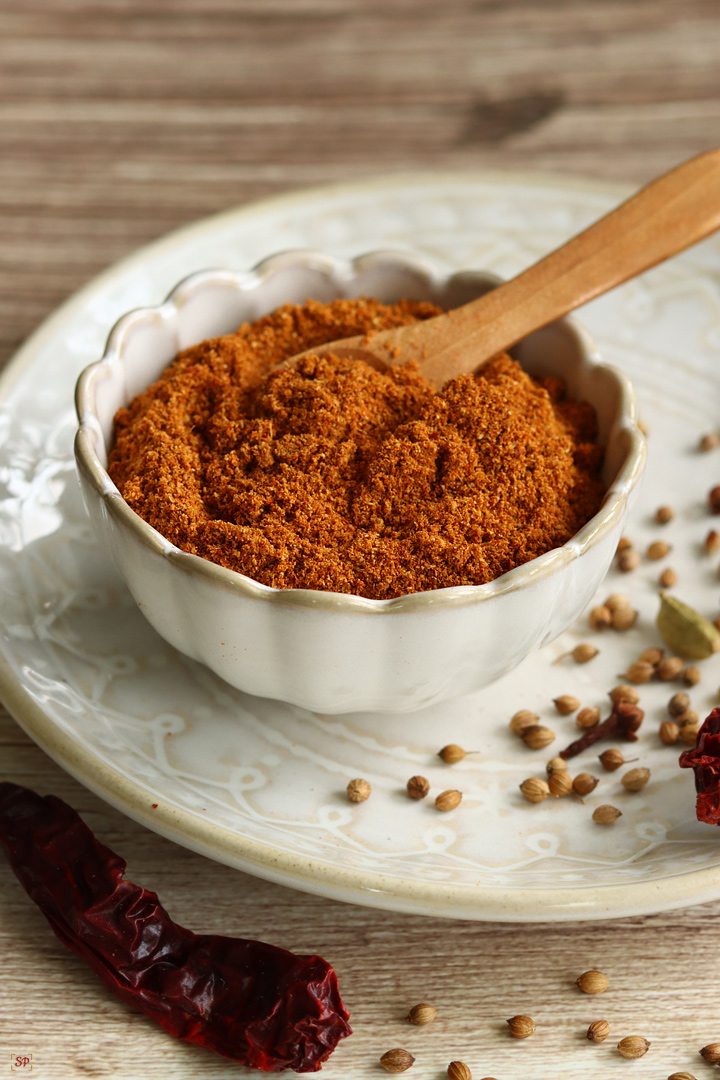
xmin=108 ymin=297 xmax=605 ymax=600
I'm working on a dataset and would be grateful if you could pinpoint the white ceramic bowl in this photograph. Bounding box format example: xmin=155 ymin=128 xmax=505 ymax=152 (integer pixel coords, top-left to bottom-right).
xmin=74 ymin=251 xmax=645 ymax=714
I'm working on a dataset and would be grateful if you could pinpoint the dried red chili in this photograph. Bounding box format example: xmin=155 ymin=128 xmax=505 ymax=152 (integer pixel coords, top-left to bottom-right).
xmin=559 ymin=701 xmax=644 ymax=760
xmin=0 ymin=783 xmax=350 ymax=1072
xmin=679 ymin=707 xmax=720 ymax=825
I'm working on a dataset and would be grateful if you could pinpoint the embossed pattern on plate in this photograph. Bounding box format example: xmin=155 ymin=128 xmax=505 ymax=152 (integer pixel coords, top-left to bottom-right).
xmin=1 ymin=173 xmax=720 ymax=921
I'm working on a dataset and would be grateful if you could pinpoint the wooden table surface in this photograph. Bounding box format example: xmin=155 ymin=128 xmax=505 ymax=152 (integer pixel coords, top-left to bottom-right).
xmin=2 ymin=3 xmax=720 ymax=1078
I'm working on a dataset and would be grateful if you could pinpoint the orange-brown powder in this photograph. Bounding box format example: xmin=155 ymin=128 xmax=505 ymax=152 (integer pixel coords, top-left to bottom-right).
xmin=108 ymin=297 xmax=605 ymax=600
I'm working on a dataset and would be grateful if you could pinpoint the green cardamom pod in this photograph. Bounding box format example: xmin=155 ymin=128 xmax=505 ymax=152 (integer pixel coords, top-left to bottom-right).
xmin=656 ymin=592 xmax=720 ymax=660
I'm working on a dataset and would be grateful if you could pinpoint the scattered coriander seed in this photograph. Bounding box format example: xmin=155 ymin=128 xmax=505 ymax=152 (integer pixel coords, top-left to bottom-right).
xmin=407 ymin=775 xmax=430 ymax=800
xmin=572 ymin=643 xmax=599 ymax=663
xmin=622 ymin=767 xmax=651 ymax=792
xmin=576 ymin=706 xmax=601 ymax=729
xmin=554 ymin=695 xmax=580 ymax=715
xmin=655 ymin=505 xmax=675 ymax=524
xmin=546 ymin=757 xmax=568 ymax=775
xmin=618 ymin=549 xmax=641 ymax=572
xmin=611 ymin=606 xmax=638 ymax=631
xmin=506 ymin=1015 xmax=535 ymax=1039
xmin=599 ymin=748 xmax=626 ymax=771
xmin=683 ymin=665 xmax=701 ymax=686
xmin=447 ymin=1063 xmax=472 ymax=1080
xmin=647 ymin=540 xmax=671 ymax=560
xmin=659 ymin=720 xmax=680 ymax=745
xmin=710 ymin=486 xmax=720 ymax=514
xmin=380 ymin=1048 xmax=416 ymax=1073
xmin=668 ymin=1073 xmax=697 ymax=1080
xmin=610 ymin=684 xmax=640 ymax=705
xmin=626 ymin=660 xmax=654 ymax=684
xmin=657 ymin=656 xmax=684 ymax=681
xmin=439 ymin=744 xmax=466 ymax=764
xmin=520 ymin=777 xmax=550 ymax=803
xmin=587 ymin=1020 xmax=610 ymax=1043
xmin=435 ymin=789 xmax=462 ymax=811
xmin=681 ymin=722 xmax=700 ymax=746
xmin=548 ymin=770 xmax=573 ymax=797
xmin=660 ymin=568 xmax=678 ymax=588
xmin=618 ymin=1035 xmax=650 ymax=1059
xmin=590 ymin=605 xmax=612 ymax=630
xmin=593 ymin=804 xmax=622 ymax=824
xmin=706 ymin=529 xmax=720 ymax=555
xmin=576 ymin=970 xmax=609 ymax=994
xmin=700 ymin=1043 xmax=720 ymax=1064
xmin=617 ymin=536 xmax=633 ymax=553
xmin=522 ymin=725 xmax=556 ymax=750
xmin=573 ymin=773 xmax=598 ymax=796
xmin=678 ymin=710 xmax=699 ymax=728
xmin=407 ymin=1003 xmax=437 ymax=1026
xmin=668 ymin=691 xmax=690 ymax=716
xmin=639 ymin=646 xmax=664 ymax=665
xmin=510 ymin=710 xmax=539 ymax=736
xmin=346 ymin=778 xmax=371 ymax=803
xmin=701 ymin=432 xmax=720 ymax=451
xmin=605 ymin=593 xmax=631 ymax=612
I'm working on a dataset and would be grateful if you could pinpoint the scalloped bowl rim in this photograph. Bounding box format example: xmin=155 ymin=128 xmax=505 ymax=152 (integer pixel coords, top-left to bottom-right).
xmin=74 ymin=250 xmax=646 ymax=614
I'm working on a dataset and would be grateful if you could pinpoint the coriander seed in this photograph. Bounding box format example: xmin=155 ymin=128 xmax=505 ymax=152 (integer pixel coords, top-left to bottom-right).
xmin=611 ymin=606 xmax=638 ymax=631
xmin=447 ymin=1063 xmax=472 ymax=1080
xmin=346 ymin=778 xmax=371 ymax=803
xmin=548 ymin=770 xmax=573 ymax=797
xmin=599 ymin=748 xmax=625 ymax=771
xmin=593 ymin=804 xmax=622 ymax=824
xmin=681 ymin=722 xmax=700 ymax=746
xmin=647 ymin=540 xmax=671 ymax=560
xmin=553 ymin=694 xmax=580 ymax=715
xmin=622 ymin=767 xmax=650 ymax=792
xmin=701 ymin=432 xmax=720 ymax=451
xmin=509 ymin=710 xmax=539 ymax=736
xmin=572 ymin=643 xmax=598 ymax=663
xmin=639 ymin=646 xmax=664 ymax=665
xmin=435 ymin=789 xmax=462 ymax=811
xmin=626 ymin=660 xmax=654 ymax=684
xmin=668 ymin=1072 xmax=697 ymax=1080
xmin=546 ymin=757 xmax=568 ymax=774
xmin=659 ymin=720 xmax=680 ymax=745
xmin=709 ymin=485 xmax=720 ymax=514
xmin=589 ymin=605 xmax=612 ymax=630
xmin=617 ymin=536 xmax=633 ymax=553
xmin=587 ymin=1019 xmax=610 ymax=1043
xmin=576 ymin=706 xmax=600 ymax=728
xmin=438 ymin=743 xmax=466 ymax=764
xmin=506 ymin=1015 xmax=535 ymax=1038
xmin=407 ymin=775 xmax=430 ymax=800
xmin=407 ymin=1003 xmax=437 ymax=1026
xmin=605 ymin=593 xmax=631 ymax=612
xmin=657 ymin=656 xmax=684 ymax=681
xmin=577 ymin=970 xmax=609 ymax=994
xmin=668 ymin=691 xmax=690 ymax=716
xmin=609 ymin=684 xmax=640 ymax=705
xmin=655 ymin=505 xmax=674 ymax=524
xmin=700 ymin=1043 xmax=720 ymax=1064
xmin=380 ymin=1048 xmax=415 ymax=1073
xmin=522 ymin=725 xmax=555 ymax=750
xmin=683 ymin=665 xmax=701 ymax=686
xmin=660 ymin=567 xmax=678 ymax=587
xmin=617 ymin=1035 xmax=650 ymax=1059
xmin=520 ymin=777 xmax=550 ymax=803
xmin=618 ymin=549 xmax=640 ymax=572
xmin=573 ymin=773 xmax=598 ymax=796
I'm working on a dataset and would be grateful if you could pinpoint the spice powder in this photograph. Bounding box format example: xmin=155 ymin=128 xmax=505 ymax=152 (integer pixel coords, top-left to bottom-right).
xmin=109 ymin=297 xmax=605 ymax=600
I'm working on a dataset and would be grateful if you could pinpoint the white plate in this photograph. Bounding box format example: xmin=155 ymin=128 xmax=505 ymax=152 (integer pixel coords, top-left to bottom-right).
xmin=1 ymin=172 xmax=720 ymax=922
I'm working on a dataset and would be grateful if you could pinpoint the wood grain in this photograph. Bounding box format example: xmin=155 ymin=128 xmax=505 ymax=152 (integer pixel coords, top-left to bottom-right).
xmin=1 ymin=2 xmax=719 ymax=1077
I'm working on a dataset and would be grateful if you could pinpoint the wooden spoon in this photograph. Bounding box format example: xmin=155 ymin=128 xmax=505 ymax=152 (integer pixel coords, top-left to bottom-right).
xmin=288 ymin=149 xmax=720 ymax=388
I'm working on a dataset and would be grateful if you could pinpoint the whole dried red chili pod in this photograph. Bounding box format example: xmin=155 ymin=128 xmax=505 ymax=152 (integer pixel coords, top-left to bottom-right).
xmin=0 ymin=783 xmax=350 ymax=1072
xmin=679 ymin=707 xmax=720 ymax=825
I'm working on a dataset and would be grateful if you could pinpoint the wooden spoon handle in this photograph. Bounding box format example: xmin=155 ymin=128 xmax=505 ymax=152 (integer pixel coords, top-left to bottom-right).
xmin=361 ymin=149 xmax=720 ymax=386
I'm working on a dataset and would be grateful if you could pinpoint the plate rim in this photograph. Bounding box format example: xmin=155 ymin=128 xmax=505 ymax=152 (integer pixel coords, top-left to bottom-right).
xmin=2 ymin=167 xmax=720 ymax=923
